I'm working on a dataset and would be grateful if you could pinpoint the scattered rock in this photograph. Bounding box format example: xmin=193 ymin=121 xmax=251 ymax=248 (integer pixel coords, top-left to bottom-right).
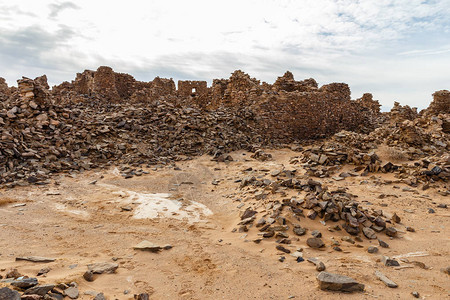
xmin=411 ymin=291 xmax=420 ymax=298
xmin=316 ymin=272 xmax=364 ymax=292
xmin=37 ymin=268 xmax=51 ymax=276
xmin=276 ymin=245 xmax=291 ymax=254
xmin=87 ymin=262 xmax=119 ymax=274
xmin=5 ymin=269 xmax=22 ymax=279
xmin=307 ymin=258 xmax=326 ymax=271
xmin=381 ymin=256 xmax=400 ymax=267
xmin=83 ymin=271 xmax=94 ymax=282
xmin=293 ymin=226 xmax=306 ymax=236
xmin=311 ymin=230 xmax=322 ymax=238
xmin=363 ymin=227 xmax=377 ymax=239
xmin=378 ymin=239 xmax=389 ymax=248
xmin=23 ymin=284 xmax=55 ymax=296
xmin=0 ymin=287 xmax=20 ymax=300
xmin=375 ymin=270 xmax=398 ymax=288
xmin=134 ymin=293 xmax=150 ymax=300
xmin=11 ymin=277 xmax=38 ymax=289
xmin=94 ymin=293 xmax=107 ymax=300
xmin=385 ymin=227 xmax=397 ymax=237
xmin=368 ymin=246 xmax=378 ymax=254
xmin=133 ymin=240 xmax=172 ymax=252
xmin=64 ymin=287 xmax=79 ymax=299
xmin=440 ymin=266 xmax=450 ymax=275
xmin=16 ymin=256 xmax=55 ymax=263
xmin=306 ymin=238 xmax=324 ymax=248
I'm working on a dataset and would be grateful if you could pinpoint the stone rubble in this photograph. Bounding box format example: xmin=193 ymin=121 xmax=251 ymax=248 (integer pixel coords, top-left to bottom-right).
xmin=0 ymin=67 xmax=448 ymax=297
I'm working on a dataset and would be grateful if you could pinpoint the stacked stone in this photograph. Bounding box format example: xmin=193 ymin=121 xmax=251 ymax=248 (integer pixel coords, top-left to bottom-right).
xmin=428 ymin=90 xmax=450 ymax=115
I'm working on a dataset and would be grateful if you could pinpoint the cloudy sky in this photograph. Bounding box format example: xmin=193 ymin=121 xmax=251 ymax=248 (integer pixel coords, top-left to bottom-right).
xmin=1 ymin=0 xmax=449 ymax=110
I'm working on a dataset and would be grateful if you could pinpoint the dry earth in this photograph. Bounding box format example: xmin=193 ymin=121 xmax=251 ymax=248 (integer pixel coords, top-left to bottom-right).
xmin=1 ymin=149 xmax=449 ymax=299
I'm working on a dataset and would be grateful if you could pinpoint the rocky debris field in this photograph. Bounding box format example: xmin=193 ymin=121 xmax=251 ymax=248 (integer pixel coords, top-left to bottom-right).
xmin=0 ymin=70 xmax=449 ymax=299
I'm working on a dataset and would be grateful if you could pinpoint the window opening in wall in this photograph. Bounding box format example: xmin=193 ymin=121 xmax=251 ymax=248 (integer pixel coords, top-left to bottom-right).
xmin=192 ymin=88 xmax=196 ymax=93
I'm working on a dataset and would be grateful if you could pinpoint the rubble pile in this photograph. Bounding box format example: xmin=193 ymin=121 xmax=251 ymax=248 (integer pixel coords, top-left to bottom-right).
xmin=237 ymin=172 xmax=401 ymax=246
xmin=0 ymin=67 xmax=385 ymax=187
xmin=0 ymin=80 xmax=261 ymax=186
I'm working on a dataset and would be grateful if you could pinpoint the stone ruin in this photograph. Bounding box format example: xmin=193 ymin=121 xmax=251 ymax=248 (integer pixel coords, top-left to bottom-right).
xmin=48 ymin=67 xmax=383 ymax=140
xmin=428 ymin=90 xmax=450 ymax=115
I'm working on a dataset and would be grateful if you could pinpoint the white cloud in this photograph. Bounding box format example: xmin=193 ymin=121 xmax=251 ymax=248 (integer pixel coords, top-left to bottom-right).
xmin=0 ymin=0 xmax=449 ymax=110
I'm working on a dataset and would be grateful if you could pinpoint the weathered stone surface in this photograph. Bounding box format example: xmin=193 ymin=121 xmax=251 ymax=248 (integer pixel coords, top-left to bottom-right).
xmin=87 ymin=262 xmax=119 ymax=274
xmin=11 ymin=277 xmax=38 ymax=288
xmin=133 ymin=240 xmax=172 ymax=252
xmin=16 ymin=256 xmax=55 ymax=263
xmin=368 ymin=246 xmax=378 ymax=254
xmin=0 ymin=287 xmax=21 ymax=300
xmin=64 ymin=287 xmax=79 ymax=299
xmin=381 ymin=256 xmax=400 ymax=267
xmin=316 ymin=272 xmax=364 ymax=292
xmin=363 ymin=227 xmax=377 ymax=239
xmin=307 ymin=238 xmax=325 ymax=248
xmin=375 ymin=271 xmax=398 ymax=288
xmin=307 ymin=258 xmax=326 ymax=271
xmin=23 ymin=284 xmax=55 ymax=296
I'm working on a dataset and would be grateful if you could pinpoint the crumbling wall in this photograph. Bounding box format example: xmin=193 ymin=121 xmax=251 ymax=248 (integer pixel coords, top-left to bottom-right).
xmin=272 ymin=71 xmax=318 ymax=92
xmin=17 ymin=75 xmax=51 ymax=106
xmin=253 ymin=87 xmax=376 ymax=142
xmin=178 ymin=80 xmax=208 ymax=97
xmin=47 ymin=67 xmax=381 ymax=140
xmin=0 ymin=77 xmax=10 ymax=100
xmin=428 ymin=90 xmax=450 ymax=115
xmin=355 ymin=93 xmax=381 ymax=114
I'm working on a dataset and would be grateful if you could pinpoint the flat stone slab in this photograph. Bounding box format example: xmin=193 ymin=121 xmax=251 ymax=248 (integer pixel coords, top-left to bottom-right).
xmin=16 ymin=256 xmax=56 ymax=263
xmin=87 ymin=262 xmax=119 ymax=274
xmin=375 ymin=271 xmax=398 ymax=288
xmin=317 ymin=271 xmax=365 ymax=292
xmin=24 ymin=284 xmax=55 ymax=296
xmin=133 ymin=240 xmax=172 ymax=252
xmin=11 ymin=277 xmax=38 ymax=289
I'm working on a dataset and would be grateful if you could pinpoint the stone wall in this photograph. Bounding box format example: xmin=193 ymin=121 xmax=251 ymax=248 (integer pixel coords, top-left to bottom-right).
xmin=428 ymin=90 xmax=450 ymax=115
xmin=43 ymin=67 xmax=383 ymax=141
xmin=0 ymin=77 xmax=9 ymax=100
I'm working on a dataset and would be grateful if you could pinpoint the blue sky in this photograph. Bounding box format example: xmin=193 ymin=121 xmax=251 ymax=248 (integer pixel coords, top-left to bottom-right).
xmin=0 ymin=0 xmax=449 ymax=110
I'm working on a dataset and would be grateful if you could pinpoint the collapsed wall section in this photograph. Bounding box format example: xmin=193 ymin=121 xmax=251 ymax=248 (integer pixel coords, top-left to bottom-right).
xmin=428 ymin=90 xmax=450 ymax=115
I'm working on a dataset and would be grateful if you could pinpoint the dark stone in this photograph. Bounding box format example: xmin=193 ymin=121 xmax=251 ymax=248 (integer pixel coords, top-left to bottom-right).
xmin=306 ymin=237 xmax=325 ymax=248
xmin=241 ymin=209 xmax=257 ymax=220
xmin=311 ymin=230 xmax=322 ymax=238
xmin=11 ymin=277 xmax=38 ymax=289
xmin=385 ymin=227 xmax=397 ymax=237
xmin=83 ymin=270 xmax=94 ymax=282
xmin=0 ymin=287 xmax=21 ymax=300
xmin=381 ymin=256 xmax=400 ymax=267
xmin=316 ymin=272 xmax=365 ymax=292
xmin=276 ymin=245 xmax=291 ymax=254
xmin=293 ymin=226 xmax=306 ymax=236
xmin=23 ymin=284 xmax=55 ymax=296
xmin=378 ymin=239 xmax=389 ymax=248
xmin=363 ymin=227 xmax=377 ymax=239
xmin=367 ymin=246 xmax=378 ymax=253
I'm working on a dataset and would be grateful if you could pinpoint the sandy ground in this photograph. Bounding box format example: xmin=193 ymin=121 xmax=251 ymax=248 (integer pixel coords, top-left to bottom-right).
xmin=0 ymin=149 xmax=449 ymax=299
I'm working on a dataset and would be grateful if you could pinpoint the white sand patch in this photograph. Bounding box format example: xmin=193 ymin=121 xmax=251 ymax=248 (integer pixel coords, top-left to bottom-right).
xmin=96 ymin=183 xmax=212 ymax=223
xmin=128 ymin=191 xmax=212 ymax=223
xmin=54 ymin=203 xmax=90 ymax=218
